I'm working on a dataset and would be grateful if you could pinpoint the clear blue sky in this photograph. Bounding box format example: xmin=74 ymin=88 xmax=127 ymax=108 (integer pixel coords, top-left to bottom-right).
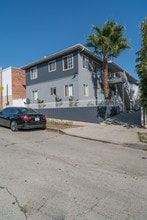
xmin=0 ymin=0 xmax=146 ymax=79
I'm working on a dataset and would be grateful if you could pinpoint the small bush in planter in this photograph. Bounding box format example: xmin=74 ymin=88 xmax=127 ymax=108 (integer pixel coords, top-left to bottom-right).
xmin=55 ymin=95 xmax=62 ymax=107
xmin=37 ymin=99 xmax=45 ymax=108
xmin=24 ymin=98 xmax=30 ymax=107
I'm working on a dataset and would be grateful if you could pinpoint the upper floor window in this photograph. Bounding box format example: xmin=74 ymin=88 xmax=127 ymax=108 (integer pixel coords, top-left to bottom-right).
xmin=63 ymin=54 xmax=73 ymax=70
xmin=30 ymin=67 xmax=38 ymax=80
xmin=82 ymin=55 xmax=89 ymax=69
xmin=48 ymin=60 xmax=56 ymax=72
xmin=93 ymin=62 xmax=99 ymax=73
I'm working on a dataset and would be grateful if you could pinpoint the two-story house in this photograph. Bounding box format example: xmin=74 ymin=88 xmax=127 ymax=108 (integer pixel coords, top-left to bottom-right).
xmin=22 ymin=44 xmax=139 ymax=112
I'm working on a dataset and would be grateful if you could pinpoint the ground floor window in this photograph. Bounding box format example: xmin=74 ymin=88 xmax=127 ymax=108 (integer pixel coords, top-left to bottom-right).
xmin=50 ymin=87 xmax=56 ymax=95
xmin=32 ymin=90 xmax=38 ymax=101
xmin=83 ymin=84 xmax=89 ymax=96
xmin=64 ymin=84 xmax=73 ymax=96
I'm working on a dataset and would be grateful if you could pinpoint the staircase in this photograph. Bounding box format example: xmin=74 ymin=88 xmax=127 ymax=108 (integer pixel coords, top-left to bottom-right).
xmin=109 ymin=72 xmax=133 ymax=111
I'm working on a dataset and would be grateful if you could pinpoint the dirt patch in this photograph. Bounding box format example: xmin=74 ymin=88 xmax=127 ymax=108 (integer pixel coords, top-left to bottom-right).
xmin=138 ymin=132 xmax=147 ymax=144
xmin=46 ymin=120 xmax=81 ymax=130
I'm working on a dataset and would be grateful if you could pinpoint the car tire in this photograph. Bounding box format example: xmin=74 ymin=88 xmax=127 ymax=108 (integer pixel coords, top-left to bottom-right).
xmin=10 ymin=120 xmax=18 ymax=132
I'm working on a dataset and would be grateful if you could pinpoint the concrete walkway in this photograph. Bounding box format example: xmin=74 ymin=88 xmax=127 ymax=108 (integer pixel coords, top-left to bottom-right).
xmin=48 ymin=111 xmax=147 ymax=150
xmin=61 ymin=122 xmax=146 ymax=149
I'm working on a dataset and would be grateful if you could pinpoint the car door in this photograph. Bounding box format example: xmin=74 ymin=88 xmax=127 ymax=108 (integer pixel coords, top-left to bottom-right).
xmin=5 ymin=107 xmax=20 ymax=127
xmin=0 ymin=110 xmax=5 ymax=126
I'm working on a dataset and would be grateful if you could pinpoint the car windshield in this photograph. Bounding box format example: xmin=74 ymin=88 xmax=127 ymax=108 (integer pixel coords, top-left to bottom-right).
xmin=18 ymin=108 xmax=39 ymax=114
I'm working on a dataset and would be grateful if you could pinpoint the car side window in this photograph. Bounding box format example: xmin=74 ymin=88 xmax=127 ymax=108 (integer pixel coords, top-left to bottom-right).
xmin=1 ymin=108 xmax=18 ymax=115
xmin=2 ymin=108 xmax=10 ymax=114
xmin=9 ymin=108 xmax=18 ymax=114
xmin=20 ymin=108 xmax=27 ymax=114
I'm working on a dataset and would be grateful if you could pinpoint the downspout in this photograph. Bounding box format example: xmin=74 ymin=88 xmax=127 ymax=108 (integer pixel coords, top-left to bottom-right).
xmin=6 ymin=84 xmax=9 ymax=105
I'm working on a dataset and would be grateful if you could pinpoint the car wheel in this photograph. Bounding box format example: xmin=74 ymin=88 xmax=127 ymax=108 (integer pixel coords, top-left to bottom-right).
xmin=10 ymin=120 xmax=18 ymax=131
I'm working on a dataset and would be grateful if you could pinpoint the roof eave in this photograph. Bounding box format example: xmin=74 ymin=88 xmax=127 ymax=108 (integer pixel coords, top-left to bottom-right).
xmin=21 ymin=44 xmax=103 ymax=70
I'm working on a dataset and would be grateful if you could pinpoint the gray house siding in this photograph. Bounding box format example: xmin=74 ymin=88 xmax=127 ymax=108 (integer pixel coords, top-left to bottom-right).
xmin=78 ymin=55 xmax=93 ymax=101
xmin=23 ymin=44 xmax=139 ymax=113
xmin=27 ymin=76 xmax=79 ymax=104
xmin=25 ymin=48 xmax=102 ymax=104
xmin=26 ymin=51 xmax=79 ymax=86
xmin=77 ymin=53 xmax=102 ymax=102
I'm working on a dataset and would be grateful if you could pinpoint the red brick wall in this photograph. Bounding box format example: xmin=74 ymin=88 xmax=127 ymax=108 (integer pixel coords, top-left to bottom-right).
xmin=12 ymin=68 xmax=26 ymax=99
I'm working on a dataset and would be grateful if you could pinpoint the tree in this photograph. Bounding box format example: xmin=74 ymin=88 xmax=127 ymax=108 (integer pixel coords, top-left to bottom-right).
xmin=86 ymin=20 xmax=131 ymax=99
xmin=136 ymin=17 xmax=147 ymax=112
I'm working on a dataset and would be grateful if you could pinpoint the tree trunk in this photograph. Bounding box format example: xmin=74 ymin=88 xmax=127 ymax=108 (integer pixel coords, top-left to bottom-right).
xmin=103 ymin=54 xmax=109 ymax=99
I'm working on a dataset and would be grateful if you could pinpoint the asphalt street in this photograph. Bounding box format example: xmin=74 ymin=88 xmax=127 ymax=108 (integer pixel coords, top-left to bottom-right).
xmin=0 ymin=126 xmax=147 ymax=220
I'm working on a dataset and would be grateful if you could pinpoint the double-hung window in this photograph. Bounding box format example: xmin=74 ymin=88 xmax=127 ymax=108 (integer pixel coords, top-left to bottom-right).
xmin=82 ymin=55 xmax=89 ymax=69
xmin=32 ymin=90 xmax=38 ymax=101
xmin=30 ymin=67 xmax=38 ymax=80
xmin=63 ymin=54 xmax=73 ymax=70
xmin=83 ymin=84 xmax=89 ymax=96
xmin=48 ymin=60 xmax=56 ymax=72
xmin=50 ymin=87 xmax=56 ymax=95
xmin=64 ymin=84 xmax=73 ymax=96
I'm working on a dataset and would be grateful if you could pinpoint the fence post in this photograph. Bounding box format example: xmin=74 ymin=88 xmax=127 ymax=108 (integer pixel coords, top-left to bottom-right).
xmin=141 ymin=107 xmax=144 ymax=127
xmin=145 ymin=110 xmax=147 ymax=128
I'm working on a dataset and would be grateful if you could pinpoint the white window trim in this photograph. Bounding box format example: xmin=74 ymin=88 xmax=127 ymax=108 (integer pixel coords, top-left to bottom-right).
xmin=83 ymin=84 xmax=89 ymax=97
xmin=64 ymin=84 xmax=73 ymax=97
xmin=30 ymin=67 xmax=38 ymax=80
xmin=48 ymin=60 xmax=56 ymax=72
xmin=82 ymin=55 xmax=89 ymax=70
xmin=62 ymin=54 xmax=74 ymax=71
xmin=50 ymin=87 xmax=56 ymax=95
xmin=69 ymin=84 xmax=73 ymax=96
xmin=32 ymin=90 xmax=38 ymax=101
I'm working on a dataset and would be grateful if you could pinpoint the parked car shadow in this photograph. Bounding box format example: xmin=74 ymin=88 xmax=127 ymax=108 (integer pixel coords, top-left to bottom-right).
xmin=0 ymin=126 xmax=46 ymax=132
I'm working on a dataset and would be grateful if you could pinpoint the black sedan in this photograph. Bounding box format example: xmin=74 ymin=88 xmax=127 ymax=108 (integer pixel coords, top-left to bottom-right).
xmin=0 ymin=107 xmax=46 ymax=131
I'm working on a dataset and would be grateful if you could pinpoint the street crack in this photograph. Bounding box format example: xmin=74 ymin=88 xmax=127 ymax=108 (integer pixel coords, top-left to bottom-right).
xmin=0 ymin=186 xmax=27 ymax=219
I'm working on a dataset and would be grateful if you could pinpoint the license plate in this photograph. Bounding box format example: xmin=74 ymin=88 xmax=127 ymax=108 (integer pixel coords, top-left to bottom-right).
xmin=35 ymin=117 xmax=40 ymax=121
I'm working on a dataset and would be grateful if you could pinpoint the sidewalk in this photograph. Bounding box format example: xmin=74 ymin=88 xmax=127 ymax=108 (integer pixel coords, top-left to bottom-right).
xmin=47 ymin=121 xmax=147 ymax=150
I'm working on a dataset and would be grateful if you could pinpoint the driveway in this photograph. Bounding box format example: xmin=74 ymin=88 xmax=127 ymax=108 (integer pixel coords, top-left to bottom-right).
xmin=104 ymin=110 xmax=141 ymax=127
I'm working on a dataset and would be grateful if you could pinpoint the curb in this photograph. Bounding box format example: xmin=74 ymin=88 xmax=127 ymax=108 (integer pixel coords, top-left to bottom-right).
xmin=46 ymin=127 xmax=147 ymax=151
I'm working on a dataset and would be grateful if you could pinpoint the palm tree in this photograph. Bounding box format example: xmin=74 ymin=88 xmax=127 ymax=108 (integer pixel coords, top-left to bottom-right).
xmin=86 ymin=20 xmax=131 ymax=99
